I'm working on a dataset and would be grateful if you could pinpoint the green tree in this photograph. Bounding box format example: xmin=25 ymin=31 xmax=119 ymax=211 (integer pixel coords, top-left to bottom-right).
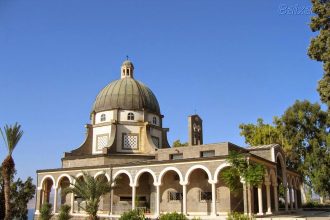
xmin=0 ymin=123 xmax=23 ymax=220
xmin=172 ymin=139 xmax=188 ymax=147
xmin=0 ymin=167 xmax=36 ymax=220
xmin=10 ymin=177 xmax=36 ymax=220
xmin=221 ymin=151 xmax=265 ymax=192
xmin=239 ymin=100 xmax=330 ymax=197
xmin=308 ymin=0 xmax=330 ymax=109
xmin=119 ymin=209 xmax=145 ymax=220
xmin=40 ymin=203 xmax=53 ymax=220
xmin=64 ymin=172 xmax=113 ymax=220
xmin=58 ymin=204 xmax=72 ymax=220
xmin=239 ymin=118 xmax=283 ymax=146
xmin=159 ymin=212 xmax=188 ymax=220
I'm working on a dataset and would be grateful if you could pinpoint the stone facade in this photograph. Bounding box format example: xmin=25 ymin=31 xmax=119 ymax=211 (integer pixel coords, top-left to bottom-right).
xmin=35 ymin=61 xmax=302 ymax=219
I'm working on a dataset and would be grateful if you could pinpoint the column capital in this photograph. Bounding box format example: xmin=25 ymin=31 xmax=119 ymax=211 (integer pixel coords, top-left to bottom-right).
xmin=208 ymin=180 xmax=217 ymax=184
xmin=264 ymin=181 xmax=271 ymax=186
xmin=129 ymin=183 xmax=137 ymax=188
xmin=180 ymin=181 xmax=188 ymax=186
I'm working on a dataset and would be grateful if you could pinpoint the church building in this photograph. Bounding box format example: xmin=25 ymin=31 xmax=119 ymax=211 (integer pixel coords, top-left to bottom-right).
xmin=35 ymin=60 xmax=303 ymax=219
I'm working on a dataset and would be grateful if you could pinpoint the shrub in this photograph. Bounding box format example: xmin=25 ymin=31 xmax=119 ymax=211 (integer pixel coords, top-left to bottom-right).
xmin=40 ymin=203 xmax=53 ymax=220
xmin=119 ymin=209 xmax=145 ymax=220
xmin=159 ymin=212 xmax=188 ymax=220
xmin=57 ymin=204 xmax=72 ymax=220
xmin=227 ymin=212 xmax=254 ymax=220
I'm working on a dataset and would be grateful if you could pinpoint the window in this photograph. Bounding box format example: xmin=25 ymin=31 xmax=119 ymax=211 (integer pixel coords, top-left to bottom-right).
xmin=122 ymin=133 xmax=139 ymax=150
xmin=200 ymin=191 xmax=212 ymax=201
xmin=169 ymin=191 xmax=183 ymax=201
xmin=100 ymin=114 xmax=106 ymax=122
xmin=170 ymin=153 xmax=183 ymax=160
xmin=120 ymin=196 xmax=146 ymax=202
xmin=200 ymin=150 xmax=215 ymax=158
xmin=152 ymin=116 xmax=157 ymax=125
xmin=97 ymin=135 xmax=109 ymax=150
xmin=127 ymin=112 xmax=134 ymax=120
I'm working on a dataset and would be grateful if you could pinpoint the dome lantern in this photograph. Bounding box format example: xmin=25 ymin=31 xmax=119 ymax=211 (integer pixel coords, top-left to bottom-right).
xmin=121 ymin=58 xmax=134 ymax=79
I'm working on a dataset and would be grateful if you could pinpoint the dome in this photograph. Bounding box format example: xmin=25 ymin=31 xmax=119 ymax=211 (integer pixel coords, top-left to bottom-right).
xmin=92 ymin=77 xmax=161 ymax=114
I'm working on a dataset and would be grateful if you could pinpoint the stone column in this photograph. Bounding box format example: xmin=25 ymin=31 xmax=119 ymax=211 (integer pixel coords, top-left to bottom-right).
xmin=273 ymin=184 xmax=278 ymax=212
xmin=35 ymin=188 xmax=42 ymax=214
xmin=155 ymin=184 xmax=160 ymax=217
xmin=211 ymin=182 xmax=217 ymax=216
xmin=294 ymin=189 xmax=298 ymax=210
xmin=257 ymin=185 xmax=264 ymax=215
xmin=265 ymin=182 xmax=272 ymax=215
xmin=284 ymin=187 xmax=289 ymax=211
xmin=240 ymin=179 xmax=248 ymax=214
xmin=247 ymin=185 xmax=253 ymax=216
xmin=132 ymin=185 xmax=136 ymax=210
xmin=289 ymin=187 xmax=294 ymax=210
xmin=182 ymin=183 xmax=187 ymax=215
xmin=70 ymin=193 xmax=74 ymax=214
xmin=110 ymin=188 xmax=114 ymax=215
xmin=53 ymin=188 xmax=58 ymax=213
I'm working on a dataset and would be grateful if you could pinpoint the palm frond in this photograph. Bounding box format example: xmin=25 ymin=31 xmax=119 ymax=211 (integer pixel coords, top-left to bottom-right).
xmin=0 ymin=123 xmax=23 ymax=155
xmin=63 ymin=171 xmax=113 ymax=218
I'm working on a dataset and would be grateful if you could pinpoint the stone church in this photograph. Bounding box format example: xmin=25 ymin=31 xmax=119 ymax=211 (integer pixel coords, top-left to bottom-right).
xmin=35 ymin=60 xmax=303 ymax=219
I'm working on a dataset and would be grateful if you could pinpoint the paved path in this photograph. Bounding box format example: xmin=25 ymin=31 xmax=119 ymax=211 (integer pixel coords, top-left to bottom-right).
xmin=257 ymin=211 xmax=330 ymax=220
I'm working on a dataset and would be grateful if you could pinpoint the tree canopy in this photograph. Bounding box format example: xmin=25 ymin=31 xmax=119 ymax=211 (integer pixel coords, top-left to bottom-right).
xmin=308 ymin=0 xmax=330 ymax=109
xmin=172 ymin=139 xmax=188 ymax=147
xmin=239 ymin=100 xmax=330 ymax=197
xmin=0 ymin=167 xmax=36 ymax=220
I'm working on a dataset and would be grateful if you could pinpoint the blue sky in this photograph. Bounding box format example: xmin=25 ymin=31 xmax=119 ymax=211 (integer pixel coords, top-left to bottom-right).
xmin=0 ymin=0 xmax=322 ymax=181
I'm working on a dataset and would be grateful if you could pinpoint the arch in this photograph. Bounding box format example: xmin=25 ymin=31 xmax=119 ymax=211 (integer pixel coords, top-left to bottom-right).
xmin=113 ymin=170 xmax=134 ymax=186
xmin=276 ymin=152 xmax=285 ymax=166
xmin=56 ymin=174 xmax=72 ymax=188
xmin=72 ymin=172 xmax=84 ymax=184
xmin=40 ymin=175 xmax=56 ymax=188
xmin=158 ymin=167 xmax=184 ymax=185
xmin=184 ymin=165 xmax=212 ymax=184
xmin=276 ymin=152 xmax=287 ymax=184
xmin=94 ymin=171 xmax=110 ymax=182
xmin=269 ymin=169 xmax=277 ymax=185
xmin=213 ymin=162 xmax=231 ymax=183
xmin=134 ymin=168 xmax=157 ymax=186
xmin=295 ymin=177 xmax=301 ymax=189
xmin=287 ymin=175 xmax=293 ymax=188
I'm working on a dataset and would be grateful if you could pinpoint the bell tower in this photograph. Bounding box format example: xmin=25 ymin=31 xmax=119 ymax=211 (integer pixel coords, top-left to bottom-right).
xmin=188 ymin=114 xmax=203 ymax=146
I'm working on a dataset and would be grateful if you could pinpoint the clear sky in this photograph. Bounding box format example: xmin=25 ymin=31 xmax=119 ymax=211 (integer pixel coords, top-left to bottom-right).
xmin=0 ymin=0 xmax=323 ymax=181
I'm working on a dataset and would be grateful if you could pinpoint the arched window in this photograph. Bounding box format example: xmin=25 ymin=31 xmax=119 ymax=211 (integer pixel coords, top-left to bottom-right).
xmin=127 ymin=112 xmax=134 ymax=120
xmin=152 ymin=117 xmax=157 ymax=125
xmin=100 ymin=114 xmax=106 ymax=122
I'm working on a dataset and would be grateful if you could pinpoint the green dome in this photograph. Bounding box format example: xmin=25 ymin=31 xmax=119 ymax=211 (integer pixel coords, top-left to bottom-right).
xmin=92 ymin=78 xmax=160 ymax=114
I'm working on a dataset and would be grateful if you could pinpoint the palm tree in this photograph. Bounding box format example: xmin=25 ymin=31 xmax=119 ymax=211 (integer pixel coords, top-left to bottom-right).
xmin=0 ymin=123 xmax=23 ymax=220
xmin=64 ymin=172 xmax=113 ymax=220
